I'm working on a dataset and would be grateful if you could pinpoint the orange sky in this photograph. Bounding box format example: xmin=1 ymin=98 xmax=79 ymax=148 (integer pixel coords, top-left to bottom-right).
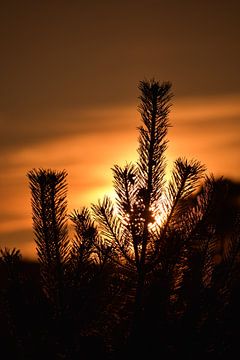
xmin=0 ymin=0 xmax=240 ymax=260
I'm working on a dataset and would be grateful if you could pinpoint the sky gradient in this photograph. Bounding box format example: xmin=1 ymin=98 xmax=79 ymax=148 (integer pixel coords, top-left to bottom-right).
xmin=1 ymin=0 xmax=240 ymax=259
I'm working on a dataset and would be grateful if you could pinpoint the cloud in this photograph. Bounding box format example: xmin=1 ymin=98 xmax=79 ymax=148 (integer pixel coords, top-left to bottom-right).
xmin=1 ymin=0 xmax=240 ymax=122
xmin=1 ymin=93 xmax=240 ymax=260
xmin=171 ymin=94 xmax=240 ymax=123
xmin=0 ymin=106 xmax=139 ymax=251
xmin=167 ymin=94 xmax=240 ymax=180
xmin=0 ymin=105 xmax=139 ymax=154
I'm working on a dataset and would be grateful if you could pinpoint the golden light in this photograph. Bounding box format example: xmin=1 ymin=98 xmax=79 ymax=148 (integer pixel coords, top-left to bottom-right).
xmin=1 ymin=94 xmax=240 ymax=261
xmin=148 ymin=194 xmax=169 ymax=231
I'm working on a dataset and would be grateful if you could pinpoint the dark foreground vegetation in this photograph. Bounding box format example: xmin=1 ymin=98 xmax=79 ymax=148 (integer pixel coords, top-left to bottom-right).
xmin=1 ymin=80 xmax=240 ymax=359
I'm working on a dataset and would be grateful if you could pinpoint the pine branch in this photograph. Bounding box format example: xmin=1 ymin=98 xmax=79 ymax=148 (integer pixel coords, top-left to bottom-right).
xmin=149 ymin=158 xmax=205 ymax=270
xmin=27 ymin=168 xmax=70 ymax=309
xmin=69 ymin=207 xmax=98 ymax=267
xmin=137 ymin=79 xmax=172 ymax=205
xmin=92 ymin=196 xmax=134 ymax=267
xmin=112 ymin=163 xmax=141 ymax=267
xmin=136 ymin=80 xmax=173 ymax=278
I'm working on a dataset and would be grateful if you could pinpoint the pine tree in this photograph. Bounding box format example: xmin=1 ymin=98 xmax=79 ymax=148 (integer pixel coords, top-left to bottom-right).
xmin=92 ymin=79 xmax=206 ymax=341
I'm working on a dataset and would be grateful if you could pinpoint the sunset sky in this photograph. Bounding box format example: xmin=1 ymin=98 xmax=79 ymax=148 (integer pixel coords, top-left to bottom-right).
xmin=0 ymin=0 xmax=240 ymax=260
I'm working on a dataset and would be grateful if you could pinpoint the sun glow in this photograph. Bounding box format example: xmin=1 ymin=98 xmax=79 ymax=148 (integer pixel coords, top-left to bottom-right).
xmin=148 ymin=195 xmax=168 ymax=231
xmin=1 ymin=94 xmax=240 ymax=261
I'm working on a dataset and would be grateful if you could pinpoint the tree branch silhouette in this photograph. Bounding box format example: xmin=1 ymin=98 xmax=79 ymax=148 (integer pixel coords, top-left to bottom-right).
xmin=27 ymin=168 xmax=69 ymax=317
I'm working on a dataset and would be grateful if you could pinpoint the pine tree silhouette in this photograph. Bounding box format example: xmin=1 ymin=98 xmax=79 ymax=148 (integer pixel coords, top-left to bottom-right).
xmin=91 ymin=80 xmax=206 ymax=347
xmin=20 ymin=79 xmax=240 ymax=359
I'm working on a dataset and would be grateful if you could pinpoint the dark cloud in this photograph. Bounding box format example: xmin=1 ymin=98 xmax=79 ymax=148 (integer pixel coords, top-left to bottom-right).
xmin=0 ymin=0 xmax=240 ymax=116
xmin=1 ymin=0 xmax=239 ymax=155
xmin=0 ymin=105 xmax=137 ymax=154
xmin=0 ymin=213 xmax=26 ymax=222
xmin=173 ymin=115 xmax=240 ymax=129
xmin=216 ymin=137 xmax=240 ymax=151
xmin=0 ymin=0 xmax=240 ymax=155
